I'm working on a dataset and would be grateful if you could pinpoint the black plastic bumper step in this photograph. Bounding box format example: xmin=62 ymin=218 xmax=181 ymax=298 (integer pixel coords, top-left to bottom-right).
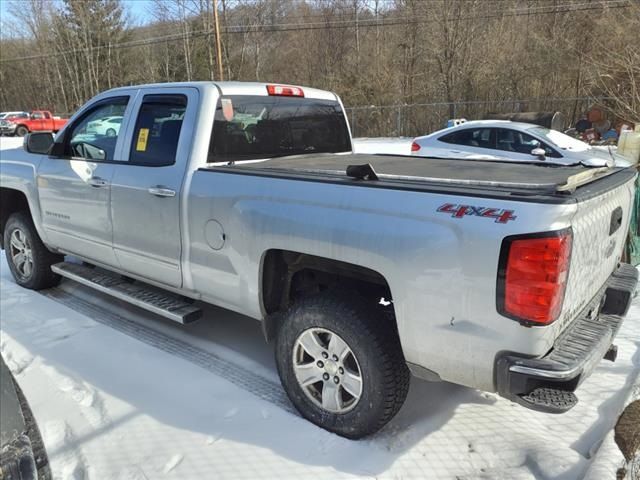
xmin=602 ymin=263 xmax=639 ymax=317
xmin=51 ymin=262 xmax=201 ymax=324
xmin=518 ymin=387 xmax=578 ymax=414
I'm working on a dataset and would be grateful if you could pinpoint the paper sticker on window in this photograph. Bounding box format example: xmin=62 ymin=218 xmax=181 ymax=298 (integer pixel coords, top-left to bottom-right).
xmin=221 ymin=98 xmax=234 ymax=121
xmin=136 ymin=128 xmax=149 ymax=151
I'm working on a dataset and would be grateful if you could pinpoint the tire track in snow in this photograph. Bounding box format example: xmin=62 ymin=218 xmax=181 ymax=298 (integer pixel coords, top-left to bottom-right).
xmin=41 ymin=364 xmax=111 ymax=430
xmin=42 ymin=420 xmax=88 ymax=480
xmin=40 ymin=288 xmax=297 ymax=415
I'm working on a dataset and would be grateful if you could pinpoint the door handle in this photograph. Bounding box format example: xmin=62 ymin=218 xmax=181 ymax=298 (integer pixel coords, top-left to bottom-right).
xmin=88 ymin=177 xmax=108 ymax=188
xmin=148 ymin=186 xmax=176 ymax=198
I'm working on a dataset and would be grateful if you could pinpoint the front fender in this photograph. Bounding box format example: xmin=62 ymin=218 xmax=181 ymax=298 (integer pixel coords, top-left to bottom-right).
xmin=0 ymin=153 xmax=47 ymax=245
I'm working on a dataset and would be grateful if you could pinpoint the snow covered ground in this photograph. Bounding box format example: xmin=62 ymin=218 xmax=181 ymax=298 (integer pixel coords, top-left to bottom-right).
xmin=0 ymin=136 xmax=33 ymax=159
xmin=0 ymin=136 xmax=639 ymax=479
xmin=2 ymin=260 xmax=639 ymax=480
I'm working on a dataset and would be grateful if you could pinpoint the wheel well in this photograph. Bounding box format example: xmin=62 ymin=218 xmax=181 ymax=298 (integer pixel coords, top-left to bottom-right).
xmin=260 ymin=250 xmax=395 ymax=342
xmin=0 ymin=188 xmax=30 ymax=248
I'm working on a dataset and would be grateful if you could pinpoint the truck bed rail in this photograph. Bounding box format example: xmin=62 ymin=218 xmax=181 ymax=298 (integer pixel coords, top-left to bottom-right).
xmin=205 ymin=153 xmax=631 ymax=200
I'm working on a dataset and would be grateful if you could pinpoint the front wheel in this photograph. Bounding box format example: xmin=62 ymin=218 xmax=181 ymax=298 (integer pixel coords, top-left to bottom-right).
xmin=275 ymin=291 xmax=410 ymax=439
xmin=15 ymin=126 xmax=28 ymax=137
xmin=4 ymin=212 xmax=62 ymax=289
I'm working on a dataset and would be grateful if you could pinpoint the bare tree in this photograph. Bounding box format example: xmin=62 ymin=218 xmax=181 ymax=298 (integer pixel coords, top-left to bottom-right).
xmin=1 ymin=0 xmax=637 ymax=133
xmin=586 ymin=2 xmax=640 ymax=123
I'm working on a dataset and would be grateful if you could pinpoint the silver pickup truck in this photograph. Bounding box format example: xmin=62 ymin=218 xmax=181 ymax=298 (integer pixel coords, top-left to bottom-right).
xmin=1 ymin=82 xmax=638 ymax=439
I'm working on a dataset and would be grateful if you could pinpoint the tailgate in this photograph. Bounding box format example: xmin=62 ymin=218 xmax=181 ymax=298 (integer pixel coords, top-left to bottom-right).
xmin=559 ymin=174 xmax=637 ymax=331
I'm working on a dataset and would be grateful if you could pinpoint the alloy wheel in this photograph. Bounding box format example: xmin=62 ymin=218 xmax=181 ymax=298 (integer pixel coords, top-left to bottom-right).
xmin=9 ymin=228 xmax=33 ymax=280
xmin=292 ymin=327 xmax=363 ymax=413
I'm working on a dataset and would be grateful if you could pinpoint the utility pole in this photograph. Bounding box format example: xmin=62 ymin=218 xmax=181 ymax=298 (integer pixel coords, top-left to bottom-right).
xmin=213 ymin=0 xmax=224 ymax=81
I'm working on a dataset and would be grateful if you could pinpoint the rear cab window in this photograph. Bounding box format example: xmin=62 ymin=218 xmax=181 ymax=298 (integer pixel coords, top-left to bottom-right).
xmin=207 ymin=95 xmax=351 ymax=163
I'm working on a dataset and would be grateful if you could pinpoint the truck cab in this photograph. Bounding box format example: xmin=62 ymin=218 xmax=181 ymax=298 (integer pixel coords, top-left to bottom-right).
xmin=24 ymin=82 xmax=351 ymax=285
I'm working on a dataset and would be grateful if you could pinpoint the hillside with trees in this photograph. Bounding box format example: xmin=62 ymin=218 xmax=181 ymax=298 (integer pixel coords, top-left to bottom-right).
xmin=0 ymin=0 xmax=638 ymax=136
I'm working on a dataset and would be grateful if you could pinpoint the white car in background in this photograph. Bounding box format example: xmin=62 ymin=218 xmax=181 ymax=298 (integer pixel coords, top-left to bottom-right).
xmin=411 ymin=120 xmax=631 ymax=167
xmin=86 ymin=116 xmax=123 ymax=137
xmin=352 ymin=137 xmax=413 ymax=155
xmin=0 ymin=111 xmax=29 ymax=120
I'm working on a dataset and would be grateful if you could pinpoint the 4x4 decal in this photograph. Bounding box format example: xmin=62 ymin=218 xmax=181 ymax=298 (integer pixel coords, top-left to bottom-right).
xmin=437 ymin=203 xmax=517 ymax=224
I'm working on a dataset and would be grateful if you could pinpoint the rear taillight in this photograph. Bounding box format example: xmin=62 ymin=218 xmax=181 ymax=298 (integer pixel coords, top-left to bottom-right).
xmin=497 ymin=229 xmax=572 ymax=326
xmin=266 ymin=84 xmax=304 ymax=97
xmin=411 ymin=141 xmax=421 ymax=152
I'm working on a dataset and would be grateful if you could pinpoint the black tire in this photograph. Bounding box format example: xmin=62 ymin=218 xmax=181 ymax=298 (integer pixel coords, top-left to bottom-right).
xmin=4 ymin=212 xmax=62 ymax=290
xmin=13 ymin=378 xmax=52 ymax=479
xmin=105 ymin=128 xmax=116 ymax=137
xmin=275 ymin=290 xmax=410 ymax=439
xmin=15 ymin=125 xmax=28 ymax=137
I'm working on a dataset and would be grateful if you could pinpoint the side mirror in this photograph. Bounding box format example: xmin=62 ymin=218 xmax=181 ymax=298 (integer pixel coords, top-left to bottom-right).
xmin=49 ymin=141 xmax=65 ymax=157
xmin=531 ymin=147 xmax=546 ymax=160
xmin=23 ymin=132 xmax=54 ymax=155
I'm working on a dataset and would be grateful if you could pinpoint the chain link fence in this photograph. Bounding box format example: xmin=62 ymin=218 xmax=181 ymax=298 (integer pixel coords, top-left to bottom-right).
xmin=629 ymin=175 xmax=640 ymax=266
xmin=344 ymin=97 xmax=603 ymax=138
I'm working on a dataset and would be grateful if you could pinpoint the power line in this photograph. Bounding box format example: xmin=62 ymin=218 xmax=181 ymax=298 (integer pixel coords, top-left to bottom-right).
xmin=0 ymin=0 xmax=632 ymax=63
xmin=223 ymin=0 xmax=631 ymax=32
xmin=146 ymin=0 xmax=574 ymax=24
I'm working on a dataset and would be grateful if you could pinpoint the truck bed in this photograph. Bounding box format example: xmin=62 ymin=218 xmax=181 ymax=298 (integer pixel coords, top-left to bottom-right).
xmin=205 ymin=153 xmax=635 ymax=203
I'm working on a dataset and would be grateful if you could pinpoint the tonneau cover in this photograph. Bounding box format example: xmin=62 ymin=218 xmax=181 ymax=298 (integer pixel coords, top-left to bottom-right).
xmin=210 ymin=153 xmax=620 ymax=193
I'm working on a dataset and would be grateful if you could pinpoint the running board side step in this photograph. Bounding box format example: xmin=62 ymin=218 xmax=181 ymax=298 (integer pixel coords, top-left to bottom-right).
xmin=51 ymin=262 xmax=202 ymax=324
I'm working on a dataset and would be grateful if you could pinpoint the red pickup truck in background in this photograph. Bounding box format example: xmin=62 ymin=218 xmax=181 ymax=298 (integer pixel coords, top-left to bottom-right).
xmin=0 ymin=110 xmax=68 ymax=137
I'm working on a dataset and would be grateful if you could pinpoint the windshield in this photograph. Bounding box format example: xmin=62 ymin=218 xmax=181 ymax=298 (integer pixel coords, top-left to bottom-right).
xmin=528 ymin=126 xmax=589 ymax=152
xmin=207 ymin=95 xmax=351 ymax=162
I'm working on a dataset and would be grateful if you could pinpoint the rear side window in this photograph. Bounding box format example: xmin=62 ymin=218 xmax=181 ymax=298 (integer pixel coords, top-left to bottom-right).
xmin=439 ymin=128 xmax=494 ymax=149
xmin=208 ymin=95 xmax=351 ymax=163
xmin=129 ymin=94 xmax=187 ymax=166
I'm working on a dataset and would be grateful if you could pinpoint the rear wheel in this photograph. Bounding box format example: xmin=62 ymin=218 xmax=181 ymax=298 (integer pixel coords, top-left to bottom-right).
xmin=275 ymin=290 xmax=410 ymax=439
xmin=15 ymin=126 xmax=28 ymax=137
xmin=105 ymin=128 xmax=116 ymax=137
xmin=4 ymin=212 xmax=62 ymax=290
